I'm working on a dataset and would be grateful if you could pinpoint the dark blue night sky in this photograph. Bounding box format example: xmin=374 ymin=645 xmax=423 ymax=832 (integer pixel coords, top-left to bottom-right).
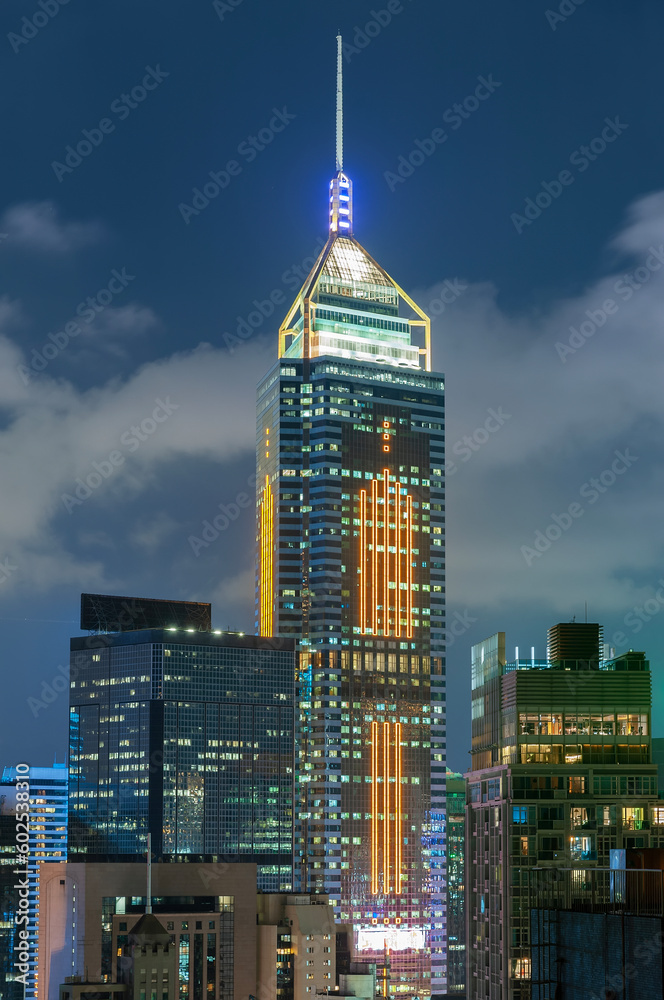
xmin=1 ymin=0 xmax=663 ymax=773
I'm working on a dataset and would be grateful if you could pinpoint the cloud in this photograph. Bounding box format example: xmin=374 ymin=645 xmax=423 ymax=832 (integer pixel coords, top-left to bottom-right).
xmin=1 ymin=188 xmax=664 ymax=638
xmin=0 ymin=201 xmax=103 ymax=254
xmin=427 ymin=189 xmax=664 ymax=617
xmin=0 ymin=333 xmax=272 ymax=592
xmin=69 ymin=304 xmax=160 ymax=362
xmin=129 ymin=512 xmax=179 ymax=552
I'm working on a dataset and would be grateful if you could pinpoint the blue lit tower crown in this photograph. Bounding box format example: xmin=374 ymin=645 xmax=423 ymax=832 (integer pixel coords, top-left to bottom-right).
xmin=255 ymin=35 xmax=447 ymax=996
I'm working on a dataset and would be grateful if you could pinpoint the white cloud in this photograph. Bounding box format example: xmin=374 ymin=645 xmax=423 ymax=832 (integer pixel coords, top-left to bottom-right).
xmin=129 ymin=512 xmax=179 ymax=552
xmin=0 ymin=334 xmax=271 ymax=592
xmin=0 ymin=201 xmax=103 ymax=253
xmin=0 ymin=188 xmax=663 ymax=630
xmin=428 ymin=189 xmax=664 ymax=616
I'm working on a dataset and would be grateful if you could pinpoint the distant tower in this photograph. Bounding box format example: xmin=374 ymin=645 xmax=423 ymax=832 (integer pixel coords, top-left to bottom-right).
xmin=255 ymin=35 xmax=447 ymax=995
xmin=1 ymin=763 xmax=68 ymax=999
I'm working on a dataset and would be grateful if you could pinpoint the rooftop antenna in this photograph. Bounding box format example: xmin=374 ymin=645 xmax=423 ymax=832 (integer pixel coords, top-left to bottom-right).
xmin=336 ymin=32 xmax=343 ymax=173
xmin=328 ymin=35 xmax=353 ymax=235
xmin=146 ymin=832 xmax=152 ymax=914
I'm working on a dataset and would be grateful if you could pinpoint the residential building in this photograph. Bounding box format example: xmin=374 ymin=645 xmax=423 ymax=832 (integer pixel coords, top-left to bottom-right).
xmin=68 ymin=594 xmax=295 ymax=893
xmin=256 ymin=892 xmax=336 ymax=1000
xmin=466 ymin=624 xmax=658 ymax=1000
xmin=254 ymin=36 xmax=446 ymax=995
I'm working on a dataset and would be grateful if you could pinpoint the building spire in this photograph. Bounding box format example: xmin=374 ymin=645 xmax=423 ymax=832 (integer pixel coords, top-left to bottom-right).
xmin=329 ymin=34 xmax=353 ymax=236
xmin=336 ymin=32 xmax=343 ymax=173
xmin=146 ymin=831 xmax=152 ymax=914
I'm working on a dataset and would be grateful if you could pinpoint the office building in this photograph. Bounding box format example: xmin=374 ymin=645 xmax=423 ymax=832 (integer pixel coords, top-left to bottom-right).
xmin=1 ymin=776 xmax=22 ymax=1000
xmin=254 ymin=36 xmax=446 ymax=995
xmin=38 ymin=860 xmax=257 ymax=1000
xmin=0 ymin=763 xmax=68 ymax=1000
xmin=466 ymin=625 xmax=658 ymax=1000
xmin=445 ymin=771 xmax=466 ymax=994
xmin=68 ymin=594 xmax=295 ymax=892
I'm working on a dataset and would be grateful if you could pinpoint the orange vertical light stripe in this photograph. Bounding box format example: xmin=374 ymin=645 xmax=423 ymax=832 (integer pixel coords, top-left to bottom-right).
xmin=259 ymin=476 xmax=273 ymax=636
xmin=268 ymin=480 xmax=273 ymax=633
xmin=359 ymin=490 xmax=367 ymax=634
xmin=371 ymin=721 xmax=378 ymax=894
xmin=383 ymin=720 xmax=390 ymax=894
xmin=371 ymin=479 xmax=378 ymax=635
xmin=395 ymin=488 xmax=401 ymax=638
xmin=260 ymin=489 xmax=265 ymax=633
xmin=383 ymin=470 xmax=389 ymax=637
xmin=395 ymin=722 xmax=402 ymax=894
xmin=406 ymin=495 xmax=413 ymax=638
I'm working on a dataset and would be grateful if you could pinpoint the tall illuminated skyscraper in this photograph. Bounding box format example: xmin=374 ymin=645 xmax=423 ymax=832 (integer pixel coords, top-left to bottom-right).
xmin=255 ymin=37 xmax=446 ymax=995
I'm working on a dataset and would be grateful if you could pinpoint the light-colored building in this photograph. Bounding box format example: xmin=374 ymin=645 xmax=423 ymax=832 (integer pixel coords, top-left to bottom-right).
xmin=466 ymin=624 xmax=660 ymax=1000
xmin=59 ymin=980 xmax=128 ymax=1000
xmin=38 ymin=861 xmax=258 ymax=1000
xmin=257 ymin=893 xmax=336 ymax=1000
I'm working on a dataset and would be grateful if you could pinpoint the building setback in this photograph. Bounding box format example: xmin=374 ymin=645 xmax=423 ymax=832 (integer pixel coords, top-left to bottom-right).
xmin=254 ymin=36 xmax=446 ymax=996
xmin=466 ymin=624 xmax=659 ymax=1000
xmin=68 ymin=596 xmax=295 ymax=893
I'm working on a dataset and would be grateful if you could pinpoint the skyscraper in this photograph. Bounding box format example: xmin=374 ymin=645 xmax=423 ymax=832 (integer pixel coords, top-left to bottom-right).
xmin=445 ymin=771 xmax=466 ymax=994
xmin=68 ymin=594 xmax=296 ymax=893
xmin=255 ymin=37 xmax=446 ymax=995
xmin=0 ymin=763 xmax=68 ymax=1000
xmin=466 ymin=625 xmax=658 ymax=1000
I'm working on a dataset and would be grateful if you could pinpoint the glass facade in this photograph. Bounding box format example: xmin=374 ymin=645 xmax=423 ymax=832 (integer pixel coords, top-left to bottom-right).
xmin=0 ymin=784 xmax=21 ymax=1000
xmin=445 ymin=770 xmax=466 ymax=992
xmin=256 ymin=170 xmax=446 ymax=993
xmin=68 ymin=630 xmax=295 ymax=892
xmin=467 ymin=637 xmax=659 ymax=1000
xmin=0 ymin=764 xmax=68 ymax=1000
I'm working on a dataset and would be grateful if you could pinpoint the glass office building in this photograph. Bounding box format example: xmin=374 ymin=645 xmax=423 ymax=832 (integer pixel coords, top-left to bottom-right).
xmin=445 ymin=770 xmax=466 ymax=993
xmin=1 ymin=763 xmax=68 ymax=1000
xmin=68 ymin=621 xmax=295 ymax=892
xmin=255 ymin=130 xmax=446 ymax=992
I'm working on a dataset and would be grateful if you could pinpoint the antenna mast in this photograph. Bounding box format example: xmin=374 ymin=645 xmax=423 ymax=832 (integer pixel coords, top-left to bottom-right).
xmin=336 ymin=33 xmax=343 ymax=172
xmin=146 ymin=832 xmax=152 ymax=914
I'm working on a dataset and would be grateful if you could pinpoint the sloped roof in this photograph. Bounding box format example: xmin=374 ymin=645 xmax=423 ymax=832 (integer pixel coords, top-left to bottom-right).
xmin=320 ymin=237 xmax=393 ymax=287
xmin=128 ymin=913 xmax=172 ymax=946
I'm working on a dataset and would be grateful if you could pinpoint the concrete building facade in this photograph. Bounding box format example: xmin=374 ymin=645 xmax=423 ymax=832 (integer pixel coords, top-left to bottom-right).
xmin=257 ymin=893 xmax=336 ymax=1000
xmin=37 ymin=861 xmax=258 ymax=1000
